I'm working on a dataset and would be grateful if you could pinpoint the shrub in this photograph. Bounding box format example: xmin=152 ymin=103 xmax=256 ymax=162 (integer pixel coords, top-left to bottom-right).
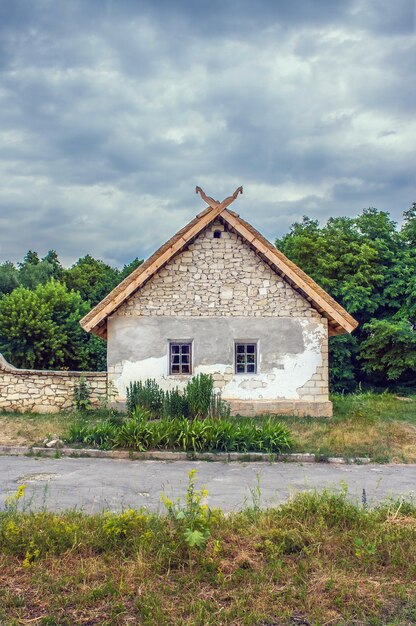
xmin=126 ymin=375 xmax=231 ymax=420
xmin=126 ymin=380 xmax=164 ymax=416
xmin=163 ymin=388 xmax=188 ymax=419
xmin=185 ymin=373 xmax=214 ymax=419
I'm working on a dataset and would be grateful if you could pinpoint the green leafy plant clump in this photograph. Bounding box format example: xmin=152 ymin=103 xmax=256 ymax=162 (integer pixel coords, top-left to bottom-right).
xmin=67 ymin=411 xmax=293 ymax=453
xmin=73 ymin=375 xmax=92 ymax=411
xmin=126 ymin=374 xmax=230 ymax=420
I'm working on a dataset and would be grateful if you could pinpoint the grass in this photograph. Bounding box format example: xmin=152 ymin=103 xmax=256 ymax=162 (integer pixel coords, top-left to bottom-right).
xmin=1 ymin=392 xmax=416 ymax=462
xmin=275 ymin=393 xmax=416 ymax=463
xmin=1 ymin=477 xmax=415 ymax=625
xmin=0 ymin=408 xmax=111 ymax=447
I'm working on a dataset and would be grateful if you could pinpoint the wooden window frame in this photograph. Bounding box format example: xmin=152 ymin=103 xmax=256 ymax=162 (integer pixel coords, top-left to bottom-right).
xmin=169 ymin=342 xmax=192 ymax=375
xmin=235 ymin=342 xmax=258 ymax=374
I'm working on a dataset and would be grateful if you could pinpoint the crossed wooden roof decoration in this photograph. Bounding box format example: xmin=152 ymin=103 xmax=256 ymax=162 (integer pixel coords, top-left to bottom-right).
xmin=80 ymin=187 xmax=358 ymax=338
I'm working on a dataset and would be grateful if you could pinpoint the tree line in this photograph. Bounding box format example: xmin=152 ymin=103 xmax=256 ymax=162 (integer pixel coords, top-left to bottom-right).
xmin=276 ymin=204 xmax=416 ymax=391
xmin=0 ymin=204 xmax=415 ymax=390
xmin=0 ymin=253 xmax=142 ymax=371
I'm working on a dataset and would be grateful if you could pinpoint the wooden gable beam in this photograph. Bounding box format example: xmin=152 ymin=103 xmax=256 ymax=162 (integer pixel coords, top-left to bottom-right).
xmin=81 ymin=190 xmax=243 ymax=334
xmin=221 ymin=209 xmax=357 ymax=334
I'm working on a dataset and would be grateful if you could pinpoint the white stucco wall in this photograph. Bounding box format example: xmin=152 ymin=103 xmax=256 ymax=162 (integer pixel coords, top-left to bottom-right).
xmin=107 ymin=316 xmax=329 ymax=402
xmin=106 ymin=219 xmax=330 ymax=413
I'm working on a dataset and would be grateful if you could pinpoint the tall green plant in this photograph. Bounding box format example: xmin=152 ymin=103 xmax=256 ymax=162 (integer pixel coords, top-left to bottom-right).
xmin=163 ymin=388 xmax=188 ymax=419
xmin=126 ymin=380 xmax=164 ymax=416
xmin=185 ymin=373 xmax=214 ymax=419
xmin=73 ymin=375 xmax=92 ymax=411
xmin=126 ymin=375 xmax=230 ymax=420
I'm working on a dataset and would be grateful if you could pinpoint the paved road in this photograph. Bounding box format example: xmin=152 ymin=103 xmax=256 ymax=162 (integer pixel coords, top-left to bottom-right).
xmin=1 ymin=456 xmax=415 ymax=513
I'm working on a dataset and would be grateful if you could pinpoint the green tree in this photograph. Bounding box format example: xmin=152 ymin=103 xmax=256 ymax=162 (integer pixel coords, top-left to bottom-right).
xmin=119 ymin=257 xmax=143 ymax=281
xmin=64 ymin=255 xmax=120 ymax=306
xmin=17 ymin=250 xmax=60 ymax=290
xmin=359 ymin=319 xmax=416 ymax=383
xmin=42 ymin=250 xmax=64 ymax=281
xmin=0 ymin=280 xmax=105 ymax=370
xmin=0 ymin=261 xmax=19 ymax=296
xmin=21 ymin=250 xmax=40 ymax=265
xmin=276 ymin=206 xmax=416 ymax=390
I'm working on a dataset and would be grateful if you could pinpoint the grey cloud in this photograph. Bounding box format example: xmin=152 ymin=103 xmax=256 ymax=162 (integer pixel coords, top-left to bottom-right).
xmin=0 ymin=0 xmax=415 ymax=267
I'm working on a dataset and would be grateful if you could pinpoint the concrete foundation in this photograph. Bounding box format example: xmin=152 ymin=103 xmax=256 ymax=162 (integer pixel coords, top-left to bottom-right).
xmin=228 ymin=399 xmax=333 ymax=417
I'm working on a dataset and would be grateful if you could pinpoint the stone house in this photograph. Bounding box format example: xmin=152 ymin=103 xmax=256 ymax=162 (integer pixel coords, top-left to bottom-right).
xmin=80 ymin=187 xmax=358 ymax=417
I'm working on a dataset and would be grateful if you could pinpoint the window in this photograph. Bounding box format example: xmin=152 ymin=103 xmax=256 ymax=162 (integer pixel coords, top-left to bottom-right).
xmin=169 ymin=342 xmax=192 ymax=374
xmin=213 ymin=229 xmax=222 ymax=239
xmin=235 ymin=343 xmax=257 ymax=374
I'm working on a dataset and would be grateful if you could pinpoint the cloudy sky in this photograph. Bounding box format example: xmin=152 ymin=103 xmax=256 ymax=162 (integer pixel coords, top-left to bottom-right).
xmin=0 ymin=0 xmax=415 ymax=267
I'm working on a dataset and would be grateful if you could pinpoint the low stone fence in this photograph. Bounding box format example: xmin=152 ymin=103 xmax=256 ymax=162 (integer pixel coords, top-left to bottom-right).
xmin=0 ymin=353 xmax=107 ymax=413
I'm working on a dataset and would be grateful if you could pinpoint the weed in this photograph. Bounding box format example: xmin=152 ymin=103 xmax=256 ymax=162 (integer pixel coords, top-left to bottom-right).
xmin=246 ymin=473 xmax=262 ymax=517
xmin=126 ymin=374 xmax=231 ymax=421
xmin=73 ymin=375 xmax=92 ymax=412
xmin=185 ymin=373 xmax=214 ymax=419
xmin=102 ymin=509 xmax=151 ymax=546
xmin=0 ymin=484 xmax=415 ymax=624
xmin=161 ymin=470 xmax=220 ymax=550
xmin=126 ymin=379 xmax=164 ymax=416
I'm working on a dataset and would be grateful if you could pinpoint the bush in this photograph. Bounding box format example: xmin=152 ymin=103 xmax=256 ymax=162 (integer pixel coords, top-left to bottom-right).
xmin=185 ymin=373 xmax=214 ymax=419
xmin=163 ymin=388 xmax=188 ymax=419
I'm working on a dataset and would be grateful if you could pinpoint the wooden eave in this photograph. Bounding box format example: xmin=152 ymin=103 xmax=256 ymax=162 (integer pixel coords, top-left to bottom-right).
xmin=80 ymin=205 xmax=358 ymax=338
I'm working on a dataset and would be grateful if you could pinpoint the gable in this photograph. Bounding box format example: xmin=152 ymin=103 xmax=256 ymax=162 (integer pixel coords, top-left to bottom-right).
xmin=80 ymin=192 xmax=358 ymax=338
xmin=116 ymin=219 xmax=320 ymax=320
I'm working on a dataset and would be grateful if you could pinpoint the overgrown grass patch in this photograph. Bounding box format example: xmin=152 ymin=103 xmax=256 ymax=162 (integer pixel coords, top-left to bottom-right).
xmin=2 ymin=392 xmax=416 ymax=461
xmin=1 ymin=477 xmax=415 ymax=625
xmin=274 ymin=392 xmax=416 ymax=462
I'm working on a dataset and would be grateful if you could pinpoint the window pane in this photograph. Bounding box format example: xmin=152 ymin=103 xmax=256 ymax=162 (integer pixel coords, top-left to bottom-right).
xmin=170 ymin=342 xmax=192 ymax=375
xmin=235 ymin=342 xmax=257 ymax=374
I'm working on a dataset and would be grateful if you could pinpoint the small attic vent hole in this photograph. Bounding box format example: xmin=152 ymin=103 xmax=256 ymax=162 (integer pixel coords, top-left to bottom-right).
xmin=213 ymin=230 xmax=222 ymax=239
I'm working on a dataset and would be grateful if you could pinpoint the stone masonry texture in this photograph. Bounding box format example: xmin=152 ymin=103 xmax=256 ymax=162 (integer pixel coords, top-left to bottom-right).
xmin=110 ymin=219 xmax=331 ymax=416
xmin=118 ymin=220 xmax=322 ymax=319
xmin=0 ymin=353 xmax=107 ymax=413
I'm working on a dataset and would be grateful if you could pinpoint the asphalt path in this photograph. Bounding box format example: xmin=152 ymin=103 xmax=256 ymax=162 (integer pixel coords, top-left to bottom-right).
xmin=1 ymin=456 xmax=415 ymax=513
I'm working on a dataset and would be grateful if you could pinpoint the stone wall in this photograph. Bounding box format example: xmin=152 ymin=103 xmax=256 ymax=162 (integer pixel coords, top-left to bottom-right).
xmin=118 ymin=220 xmax=321 ymax=319
xmin=0 ymin=353 xmax=108 ymax=413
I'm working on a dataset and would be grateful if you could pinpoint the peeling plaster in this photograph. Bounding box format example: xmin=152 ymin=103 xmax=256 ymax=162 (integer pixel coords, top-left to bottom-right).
xmin=111 ymin=320 xmax=326 ymax=401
